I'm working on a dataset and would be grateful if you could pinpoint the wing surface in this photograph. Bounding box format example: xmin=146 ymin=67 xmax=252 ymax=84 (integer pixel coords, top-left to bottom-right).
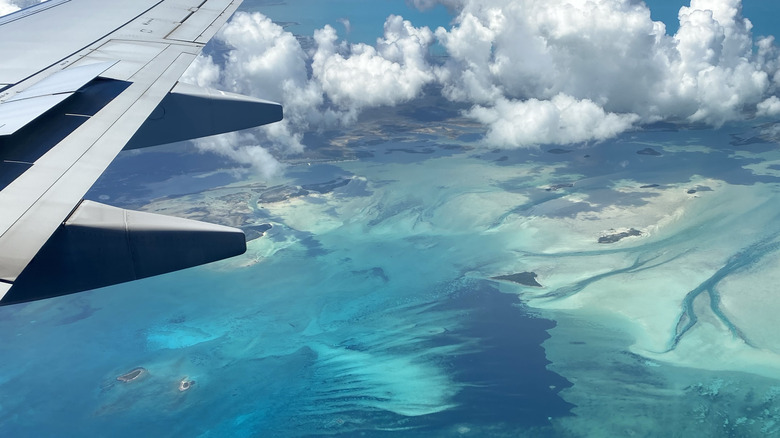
xmin=0 ymin=0 xmax=282 ymax=304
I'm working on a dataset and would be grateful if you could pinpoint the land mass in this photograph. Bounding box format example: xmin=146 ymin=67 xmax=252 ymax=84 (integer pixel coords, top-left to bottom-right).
xmin=117 ymin=367 xmax=146 ymax=382
xmin=598 ymin=228 xmax=642 ymax=244
xmin=546 ymin=183 xmax=574 ymax=191
xmin=637 ymin=147 xmax=662 ymax=156
xmin=492 ymin=272 xmax=543 ymax=287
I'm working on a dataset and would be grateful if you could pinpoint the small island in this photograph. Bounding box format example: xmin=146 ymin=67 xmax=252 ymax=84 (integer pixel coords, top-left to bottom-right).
xmin=116 ymin=367 xmax=146 ymax=383
xmin=179 ymin=377 xmax=195 ymax=392
xmin=257 ymin=185 xmax=309 ymax=203
xmin=637 ymin=147 xmax=662 ymax=156
xmin=546 ymin=183 xmax=573 ymax=191
xmin=301 ymin=177 xmax=351 ymax=194
xmin=598 ymin=228 xmax=642 ymax=244
xmin=243 ymin=223 xmax=273 ymax=241
xmin=492 ymin=272 xmax=543 ymax=287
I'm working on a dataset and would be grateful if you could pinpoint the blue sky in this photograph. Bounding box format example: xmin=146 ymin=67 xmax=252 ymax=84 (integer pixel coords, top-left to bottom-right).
xmin=645 ymin=0 xmax=780 ymax=36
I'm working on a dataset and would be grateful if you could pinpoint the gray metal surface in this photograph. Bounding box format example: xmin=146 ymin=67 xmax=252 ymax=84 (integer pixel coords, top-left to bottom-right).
xmin=3 ymin=201 xmax=246 ymax=305
xmin=0 ymin=94 xmax=70 ymax=135
xmin=125 ymin=82 xmax=283 ymax=150
xmin=0 ymin=0 xmax=281 ymax=304
xmin=0 ymin=47 xmax=197 ymax=285
xmin=0 ymin=0 xmax=160 ymax=85
xmin=6 ymin=61 xmax=116 ymax=102
xmin=0 ymin=61 xmax=116 ymax=135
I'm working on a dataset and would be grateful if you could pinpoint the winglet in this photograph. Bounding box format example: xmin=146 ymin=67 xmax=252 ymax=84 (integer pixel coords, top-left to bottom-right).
xmin=0 ymin=201 xmax=246 ymax=305
xmin=124 ymin=82 xmax=283 ymax=150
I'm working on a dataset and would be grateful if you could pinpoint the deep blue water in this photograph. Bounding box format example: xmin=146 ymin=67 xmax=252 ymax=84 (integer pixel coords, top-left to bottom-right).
xmin=424 ymin=283 xmax=574 ymax=432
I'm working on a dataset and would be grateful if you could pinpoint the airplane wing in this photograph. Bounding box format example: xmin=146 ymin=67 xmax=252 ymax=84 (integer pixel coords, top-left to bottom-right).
xmin=0 ymin=0 xmax=282 ymax=305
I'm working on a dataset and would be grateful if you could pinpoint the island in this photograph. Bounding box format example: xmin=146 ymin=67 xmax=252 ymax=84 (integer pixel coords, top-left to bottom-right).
xmin=546 ymin=183 xmax=574 ymax=191
xmin=492 ymin=272 xmax=543 ymax=287
xmin=637 ymin=147 xmax=662 ymax=156
xmin=257 ymin=185 xmax=309 ymax=203
xmin=116 ymin=367 xmax=146 ymax=383
xmin=598 ymin=228 xmax=642 ymax=244
xmin=178 ymin=377 xmax=195 ymax=392
xmin=301 ymin=177 xmax=351 ymax=194
xmin=243 ymin=223 xmax=273 ymax=241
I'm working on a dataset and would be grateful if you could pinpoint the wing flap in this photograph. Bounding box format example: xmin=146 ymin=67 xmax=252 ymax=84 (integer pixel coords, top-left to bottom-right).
xmin=0 ymin=61 xmax=118 ymax=136
xmin=6 ymin=61 xmax=117 ymax=102
xmin=0 ymin=94 xmax=71 ymax=135
xmin=73 ymin=42 xmax=167 ymax=82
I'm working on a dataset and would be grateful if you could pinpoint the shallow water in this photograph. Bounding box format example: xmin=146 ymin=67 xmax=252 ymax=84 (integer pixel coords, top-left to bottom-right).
xmin=4 ymin=103 xmax=780 ymax=435
xmin=5 ymin=1 xmax=780 ymax=432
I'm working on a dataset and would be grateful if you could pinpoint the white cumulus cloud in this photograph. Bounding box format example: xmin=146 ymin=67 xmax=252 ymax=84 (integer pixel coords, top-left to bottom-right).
xmin=192 ymin=132 xmax=282 ymax=179
xmin=181 ymin=0 xmax=780 ymax=162
xmin=0 ymin=0 xmax=45 ymax=16
xmin=468 ymin=94 xmax=640 ymax=148
xmin=0 ymin=0 xmax=20 ymax=16
xmin=312 ymin=15 xmax=435 ymax=109
xmin=436 ymin=0 xmax=777 ymax=131
xmin=183 ymin=11 xmax=440 ymax=169
xmin=757 ymin=96 xmax=780 ymax=117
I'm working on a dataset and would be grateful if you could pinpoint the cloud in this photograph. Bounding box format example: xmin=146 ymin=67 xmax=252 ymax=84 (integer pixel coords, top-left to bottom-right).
xmin=757 ymin=96 xmax=780 ymax=117
xmin=181 ymin=0 xmax=780 ymax=159
xmin=181 ymin=13 xmax=313 ymax=171
xmin=436 ymin=0 xmax=776 ymax=129
xmin=1 ymin=0 xmax=45 ymax=16
xmin=179 ymin=54 xmax=221 ymax=88
xmin=192 ymin=132 xmax=282 ymax=179
xmin=0 ymin=0 xmax=20 ymax=16
xmin=312 ymin=15 xmax=435 ymax=109
xmin=183 ymin=11 xmax=438 ymax=169
xmin=468 ymin=94 xmax=640 ymax=148
xmin=337 ymin=17 xmax=351 ymax=34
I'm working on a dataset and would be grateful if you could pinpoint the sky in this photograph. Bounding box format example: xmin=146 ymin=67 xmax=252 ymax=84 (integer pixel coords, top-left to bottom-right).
xmin=3 ymin=0 xmax=780 ymax=176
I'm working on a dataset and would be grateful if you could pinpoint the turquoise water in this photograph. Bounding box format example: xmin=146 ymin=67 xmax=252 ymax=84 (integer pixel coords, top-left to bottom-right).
xmin=0 ymin=151 xmax=573 ymax=435
xmin=4 ymin=101 xmax=780 ymax=435
xmin=4 ymin=1 xmax=780 ymax=436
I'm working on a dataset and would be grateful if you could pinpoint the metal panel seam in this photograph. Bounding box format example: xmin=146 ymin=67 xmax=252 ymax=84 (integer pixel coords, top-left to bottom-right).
xmin=6 ymin=0 xmax=168 ymax=88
